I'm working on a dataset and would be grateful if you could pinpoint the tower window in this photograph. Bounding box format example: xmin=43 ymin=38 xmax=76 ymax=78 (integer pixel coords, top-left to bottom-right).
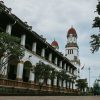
xmin=68 ymin=49 xmax=73 ymax=54
xmin=70 ymin=50 xmax=71 ymax=54
xmin=74 ymin=56 xmax=77 ymax=60
xmin=72 ymin=50 xmax=73 ymax=54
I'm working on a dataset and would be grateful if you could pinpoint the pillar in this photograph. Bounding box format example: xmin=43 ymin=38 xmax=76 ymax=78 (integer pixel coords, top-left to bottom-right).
xmin=71 ymin=68 xmax=73 ymax=73
xmin=32 ymin=42 xmax=37 ymax=53
xmin=6 ymin=24 xmax=12 ymax=35
xmin=54 ymin=57 xmax=57 ymax=65
xmin=73 ymin=81 xmax=76 ymax=89
xmin=69 ymin=81 xmax=71 ymax=89
xmin=63 ymin=80 xmax=66 ymax=88
xmin=64 ymin=63 xmax=66 ymax=70
xmin=59 ymin=80 xmax=62 ymax=87
xmin=47 ymin=78 xmax=51 ymax=86
xmin=54 ymin=77 xmax=57 ymax=86
xmin=67 ymin=81 xmax=69 ymax=88
xmin=21 ymin=34 xmax=26 ymax=46
xmin=29 ymin=70 xmax=35 ymax=83
xmin=49 ymin=53 xmax=52 ymax=62
xmin=73 ymin=82 xmax=75 ymax=89
xmin=67 ymin=66 xmax=69 ymax=72
xmin=72 ymin=82 xmax=73 ymax=89
xmin=16 ymin=61 xmax=24 ymax=81
xmin=75 ymin=69 xmax=78 ymax=75
xmin=60 ymin=61 xmax=62 ymax=68
xmin=41 ymin=48 xmax=45 ymax=57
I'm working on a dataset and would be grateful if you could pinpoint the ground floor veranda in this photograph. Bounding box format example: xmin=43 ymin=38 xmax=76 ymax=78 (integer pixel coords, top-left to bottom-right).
xmin=0 ymin=55 xmax=79 ymax=95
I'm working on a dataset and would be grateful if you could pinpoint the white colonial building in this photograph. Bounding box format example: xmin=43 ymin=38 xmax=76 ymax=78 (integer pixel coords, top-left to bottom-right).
xmin=0 ymin=1 xmax=79 ymax=95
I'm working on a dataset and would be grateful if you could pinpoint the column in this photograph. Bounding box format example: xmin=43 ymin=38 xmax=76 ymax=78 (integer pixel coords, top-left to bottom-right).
xmin=32 ymin=42 xmax=37 ymax=53
xmin=41 ymin=48 xmax=45 ymax=57
xmin=67 ymin=81 xmax=69 ymax=88
xmin=69 ymin=81 xmax=71 ymax=89
xmin=29 ymin=70 xmax=35 ymax=84
xmin=16 ymin=61 xmax=24 ymax=81
xmin=21 ymin=34 xmax=26 ymax=46
xmin=49 ymin=53 xmax=52 ymax=62
xmin=53 ymin=77 xmax=57 ymax=86
xmin=72 ymin=82 xmax=74 ymax=89
xmin=59 ymin=79 xmax=62 ymax=87
xmin=54 ymin=57 xmax=57 ymax=65
xmin=73 ymin=70 xmax=75 ymax=75
xmin=64 ymin=63 xmax=66 ymax=70
xmin=67 ymin=66 xmax=69 ymax=72
xmin=63 ymin=80 xmax=66 ymax=88
xmin=6 ymin=24 xmax=12 ymax=35
xmin=73 ymin=82 xmax=75 ymax=89
xmin=47 ymin=78 xmax=51 ymax=86
xmin=71 ymin=68 xmax=73 ymax=73
xmin=75 ymin=69 xmax=77 ymax=76
xmin=60 ymin=61 xmax=62 ymax=68
xmin=73 ymin=81 xmax=76 ymax=89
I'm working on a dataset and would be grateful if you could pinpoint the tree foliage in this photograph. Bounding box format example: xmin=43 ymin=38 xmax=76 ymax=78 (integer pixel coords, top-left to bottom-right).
xmin=93 ymin=79 xmax=100 ymax=95
xmin=57 ymin=70 xmax=69 ymax=81
xmin=90 ymin=1 xmax=100 ymax=53
xmin=0 ymin=32 xmax=24 ymax=59
xmin=34 ymin=61 xmax=54 ymax=80
xmin=90 ymin=34 xmax=100 ymax=53
xmin=0 ymin=32 xmax=25 ymax=76
xmin=34 ymin=61 xmax=70 ymax=81
xmin=76 ymin=79 xmax=88 ymax=92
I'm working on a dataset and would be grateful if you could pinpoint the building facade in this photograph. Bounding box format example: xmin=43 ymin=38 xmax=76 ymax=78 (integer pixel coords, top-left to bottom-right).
xmin=0 ymin=1 xmax=79 ymax=95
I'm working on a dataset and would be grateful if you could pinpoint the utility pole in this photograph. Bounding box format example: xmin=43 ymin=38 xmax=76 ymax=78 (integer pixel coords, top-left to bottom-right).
xmin=88 ymin=67 xmax=91 ymax=91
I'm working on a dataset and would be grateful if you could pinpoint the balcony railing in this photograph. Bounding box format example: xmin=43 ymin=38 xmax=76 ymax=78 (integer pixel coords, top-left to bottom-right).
xmin=0 ymin=78 xmax=77 ymax=94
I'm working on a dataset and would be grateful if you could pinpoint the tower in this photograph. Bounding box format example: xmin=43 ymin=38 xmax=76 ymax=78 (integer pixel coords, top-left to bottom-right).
xmin=65 ymin=27 xmax=80 ymax=78
xmin=51 ymin=39 xmax=59 ymax=50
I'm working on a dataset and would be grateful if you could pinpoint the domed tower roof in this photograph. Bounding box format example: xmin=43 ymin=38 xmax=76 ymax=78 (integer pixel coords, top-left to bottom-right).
xmin=51 ymin=39 xmax=59 ymax=49
xmin=67 ymin=27 xmax=77 ymax=37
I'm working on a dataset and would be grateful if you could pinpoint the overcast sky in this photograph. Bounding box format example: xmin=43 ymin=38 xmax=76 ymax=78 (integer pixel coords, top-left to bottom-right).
xmin=3 ymin=0 xmax=100 ymax=86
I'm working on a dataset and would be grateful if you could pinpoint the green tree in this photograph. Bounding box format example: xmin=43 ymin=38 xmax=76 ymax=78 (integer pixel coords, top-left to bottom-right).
xmin=93 ymin=79 xmax=100 ymax=95
xmin=90 ymin=1 xmax=100 ymax=53
xmin=34 ymin=61 xmax=56 ymax=90
xmin=76 ymin=79 xmax=88 ymax=93
xmin=34 ymin=61 xmax=53 ymax=81
xmin=0 ymin=32 xmax=25 ymax=77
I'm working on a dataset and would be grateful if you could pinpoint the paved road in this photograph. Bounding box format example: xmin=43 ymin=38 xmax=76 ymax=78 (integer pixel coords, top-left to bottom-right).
xmin=0 ymin=96 xmax=100 ymax=100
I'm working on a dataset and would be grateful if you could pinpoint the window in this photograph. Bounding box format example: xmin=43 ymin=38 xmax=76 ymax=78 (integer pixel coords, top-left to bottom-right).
xmin=72 ymin=49 xmax=73 ymax=54
xmin=74 ymin=56 xmax=77 ymax=60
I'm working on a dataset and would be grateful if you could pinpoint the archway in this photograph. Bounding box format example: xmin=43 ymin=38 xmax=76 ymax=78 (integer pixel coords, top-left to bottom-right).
xmin=23 ymin=61 xmax=32 ymax=82
xmin=7 ymin=55 xmax=18 ymax=80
